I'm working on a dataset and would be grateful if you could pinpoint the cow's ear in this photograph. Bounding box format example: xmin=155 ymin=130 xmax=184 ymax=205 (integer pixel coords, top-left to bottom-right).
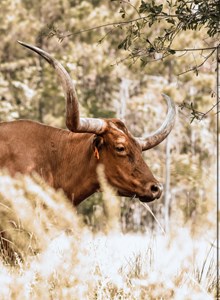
xmin=93 ymin=135 xmax=104 ymax=160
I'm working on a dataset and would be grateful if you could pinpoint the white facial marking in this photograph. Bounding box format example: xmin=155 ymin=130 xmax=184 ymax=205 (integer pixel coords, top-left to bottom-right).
xmin=116 ymin=137 xmax=126 ymax=144
xmin=109 ymin=122 xmax=125 ymax=135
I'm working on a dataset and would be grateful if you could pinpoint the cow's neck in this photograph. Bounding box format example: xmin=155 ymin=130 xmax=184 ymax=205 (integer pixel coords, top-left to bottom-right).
xmin=52 ymin=132 xmax=99 ymax=205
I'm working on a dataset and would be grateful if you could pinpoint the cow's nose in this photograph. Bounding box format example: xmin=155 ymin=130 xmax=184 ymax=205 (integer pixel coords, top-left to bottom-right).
xmin=149 ymin=182 xmax=163 ymax=199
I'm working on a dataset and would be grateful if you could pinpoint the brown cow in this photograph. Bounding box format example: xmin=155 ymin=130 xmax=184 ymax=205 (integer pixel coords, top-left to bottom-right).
xmin=0 ymin=42 xmax=176 ymax=205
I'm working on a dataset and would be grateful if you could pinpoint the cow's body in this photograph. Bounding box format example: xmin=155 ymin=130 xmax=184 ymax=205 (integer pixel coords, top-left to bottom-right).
xmin=0 ymin=42 xmax=176 ymax=205
xmin=0 ymin=120 xmax=99 ymax=204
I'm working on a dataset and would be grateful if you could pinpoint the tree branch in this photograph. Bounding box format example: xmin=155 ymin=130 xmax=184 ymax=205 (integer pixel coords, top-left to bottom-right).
xmin=52 ymin=17 xmax=148 ymax=40
xmin=178 ymin=48 xmax=216 ymax=76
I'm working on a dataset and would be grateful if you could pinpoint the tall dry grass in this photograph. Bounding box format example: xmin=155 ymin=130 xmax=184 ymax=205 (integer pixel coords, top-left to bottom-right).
xmin=0 ymin=169 xmax=217 ymax=299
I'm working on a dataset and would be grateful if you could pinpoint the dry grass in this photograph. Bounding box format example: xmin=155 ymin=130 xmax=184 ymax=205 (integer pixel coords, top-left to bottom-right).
xmin=0 ymin=170 xmax=217 ymax=299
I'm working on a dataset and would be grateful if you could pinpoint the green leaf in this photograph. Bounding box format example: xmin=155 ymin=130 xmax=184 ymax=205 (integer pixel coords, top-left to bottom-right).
xmin=139 ymin=1 xmax=150 ymax=14
xmin=119 ymin=8 xmax=126 ymax=19
xmin=118 ymin=36 xmax=131 ymax=50
xmin=168 ymin=49 xmax=176 ymax=54
xmin=167 ymin=18 xmax=175 ymax=25
xmin=156 ymin=4 xmax=163 ymax=14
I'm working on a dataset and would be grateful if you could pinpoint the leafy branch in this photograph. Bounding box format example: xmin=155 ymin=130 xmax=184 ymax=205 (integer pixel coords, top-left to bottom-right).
xmin=46 ymin=0 xmax=220 ymax=121
xmin=180 ymin=99 xmax=220 ymax=123
xmin=47 ymin=0 xmax=219 ymax=65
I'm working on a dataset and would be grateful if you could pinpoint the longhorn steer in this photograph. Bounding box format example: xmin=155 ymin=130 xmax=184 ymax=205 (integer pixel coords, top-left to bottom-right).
xmin=0 ymin=42 xmax=176 ymax=205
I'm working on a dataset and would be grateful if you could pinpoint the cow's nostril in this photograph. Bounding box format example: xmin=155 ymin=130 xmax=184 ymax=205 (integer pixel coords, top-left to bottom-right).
xmin=151 ymin=184 xmax=159 ymax=193
xmin=149 ymin=183 xmax=163 ymax=199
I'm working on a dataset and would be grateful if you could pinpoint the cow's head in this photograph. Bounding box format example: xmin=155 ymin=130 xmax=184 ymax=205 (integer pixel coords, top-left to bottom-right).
xmin=18 ymin=41 xmax=176 ymax=203
xmin=92 ymin=119 xmax=163 ymax=202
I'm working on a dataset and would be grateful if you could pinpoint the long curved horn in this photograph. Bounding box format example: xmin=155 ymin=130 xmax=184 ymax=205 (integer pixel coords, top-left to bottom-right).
xmin=17 ymin=41 xmax=106 ymax=134
xmin=136 ymin=94 xmax=176 ymax=151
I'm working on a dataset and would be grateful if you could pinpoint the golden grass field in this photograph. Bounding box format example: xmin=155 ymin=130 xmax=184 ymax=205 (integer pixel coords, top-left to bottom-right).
xmin=0 ymin=170 xmax=217 ymax=300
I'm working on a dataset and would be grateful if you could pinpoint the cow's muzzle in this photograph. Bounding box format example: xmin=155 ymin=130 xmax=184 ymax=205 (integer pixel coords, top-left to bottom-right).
xmin=138 ymin=182 xmax=163 ymax=203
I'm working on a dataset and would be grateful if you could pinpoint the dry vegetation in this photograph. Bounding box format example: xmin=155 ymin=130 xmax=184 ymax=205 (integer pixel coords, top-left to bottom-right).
xmin=0 ymin=169 xmax=217 ymax=300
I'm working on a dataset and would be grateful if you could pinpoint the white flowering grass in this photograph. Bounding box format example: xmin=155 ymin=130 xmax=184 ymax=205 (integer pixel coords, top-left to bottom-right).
xmin=0 ymin=171 xmax=217 ymax=299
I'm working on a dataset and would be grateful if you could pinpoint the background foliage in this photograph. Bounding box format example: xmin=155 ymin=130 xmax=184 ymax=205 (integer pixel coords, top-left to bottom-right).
xmin=0 ymin=0 xmax=217 ymax=232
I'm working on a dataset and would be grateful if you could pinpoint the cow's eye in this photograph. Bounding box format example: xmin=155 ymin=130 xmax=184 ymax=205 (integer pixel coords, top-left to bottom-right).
xmin=115 ymin=146 xmax=125 ymax=152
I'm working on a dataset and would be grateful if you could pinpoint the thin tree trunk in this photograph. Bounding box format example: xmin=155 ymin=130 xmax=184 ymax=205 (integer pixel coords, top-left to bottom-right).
xmin=119 ymin=78 xmax=129 ymax=123
xmin=36 ymin=0 xmax=44 ymax=123
xmin=164 ymin=62 xmax=173 ymax=232
xmin=164 ymin=135 xmax=171 ymax=232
